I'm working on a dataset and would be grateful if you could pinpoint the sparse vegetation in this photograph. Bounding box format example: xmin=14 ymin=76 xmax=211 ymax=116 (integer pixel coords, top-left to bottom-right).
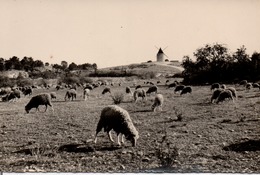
xmin=111 ymin=92 xmax=124 ymax=104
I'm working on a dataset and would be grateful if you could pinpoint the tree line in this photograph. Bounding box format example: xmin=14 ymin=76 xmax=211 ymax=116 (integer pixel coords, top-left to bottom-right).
xmin=181 ymin=44 xmax=260 ymax=85
xmin=0 ymin=56 xmax=97 ymax=72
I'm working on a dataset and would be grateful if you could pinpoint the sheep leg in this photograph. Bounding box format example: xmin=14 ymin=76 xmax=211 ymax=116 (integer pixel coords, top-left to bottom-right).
xmin=117 ymin=134 xmax=121 ymax=146
xmin=121 ymin=134 xmax=125 ymax=145
xmin=45 ymin=105 xmax=48 ymax=112
xmin=108 ymin=131 xmax=114 ymax=143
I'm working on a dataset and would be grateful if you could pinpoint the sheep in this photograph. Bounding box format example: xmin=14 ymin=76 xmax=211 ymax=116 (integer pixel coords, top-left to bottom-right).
xmin=50 ymin=92 xmax=57 ymax=100
xmin=25 ymin=93 xmax=53 ymax=113
xmin=151 ymin=94 xmax=164 ymax=112
xmin=252 ymin=83 xmax=260 ymax=88
xmin=180 ymin=86 xmax=192 ymax=95
xmin=246 ymin=83 xmax=253 ymax=90
xmin=211 ymin=89 xmax=224 ymax=103
xmin=174 ymin=85 xmax=185 ymax=93
xmin=220 ymin=84 xmax=226 ymax=89
xmin=133 ymin=89 xmax=146 ymax=102
xmin=84 ymin=84 xmax=94 ymax=90
xmin=94 ymin=105 xmax=139 ymax=147
xmin=23 ymin=88 xmax=32 ymax=96
xmin=157 ymin=80 xmax=161 ymax=84
xmin=211 ymin=83 xmax=220 ymax=90
xmin=168 ymin=82 xmax=177 ymax=89
xmin=226 ymin=87 xmax=237 ymax=99
xmin=146 ymin=85 xmax=158 ymax=95
xmin=2 ymin=90 xmax=22 ymax=102
xmin=135 ymin=85 xmax=142 ymax=90
xmin=125 ymin=86 xmax=132 ymax=95
xmin=216 ymin=90 xmax=234 ymax=104
xmin=240 ymin=80 xmax=248 ymax=86
xmin=102 ymin=87 xmax=111 ymax=95
xmin=83 ymin=88 xmax=90 ymax=100
xmin=65 ymin=89 xmax=77 ymax=101
xmin=56 ymin=85 xmax=61 ymax=91
xmin=165 ymin=80 xmax=170 ymax=84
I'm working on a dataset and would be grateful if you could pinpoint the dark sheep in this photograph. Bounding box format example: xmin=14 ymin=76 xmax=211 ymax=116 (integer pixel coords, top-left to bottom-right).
xmin=216 ymin=90 xmax=234 ymax=104
xmin=135 ymin=85 xmax=142 ymax=90
xmin=146 ymin=85 xmax=158 ymax=95
xmin=133 ymin=89 xmax=146 ymax=102
xmin=174 ymin=85 xmax=185 ymax=93
xmin=25 ymin=93 xmax=53 ymax=113
xmin=168 ymin=82 xmax=177 ymax=88
xmin=50 ymin=92 xmax=57 ymax=100
xmin=102 ymin=87 xmax=111 ymax=95
xmin=211 ymin=83 xmax=220 ymax=90
xmin=180 ymin=86 xmax=192 ymax=95
xmin=126 ymin=86 xmax=132 ymax=95
xmin=252 ymin=83 xmax=260 ymax=88
xmin=211 ymin=89 xmax=224 ymax=103
xmin=23 ymin=88 xmax=32 ymax=96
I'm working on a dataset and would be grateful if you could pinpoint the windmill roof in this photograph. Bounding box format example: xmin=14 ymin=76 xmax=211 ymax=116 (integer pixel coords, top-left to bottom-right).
xmin=157 ymin=48 xmax=164 ymax=54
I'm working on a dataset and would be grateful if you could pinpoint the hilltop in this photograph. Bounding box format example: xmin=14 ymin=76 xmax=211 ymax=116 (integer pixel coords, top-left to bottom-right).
xmin=99 ymin=61 xmax=184 ymax=78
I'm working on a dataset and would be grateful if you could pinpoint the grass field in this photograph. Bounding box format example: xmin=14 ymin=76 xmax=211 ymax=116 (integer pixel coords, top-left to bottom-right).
xmin=0 ymin=80 xmax=259 ymax=173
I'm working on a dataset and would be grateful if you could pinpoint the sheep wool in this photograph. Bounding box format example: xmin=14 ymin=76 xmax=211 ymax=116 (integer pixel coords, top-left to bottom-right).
xmin=25 ymin=93 xmax=53 ymax=113
xmin=133 ymin=89 xmax=146 ymax=102
xmin=180 ymin=86 xmax=192 ymax=95
xmin=94 ymin=105 xmax=139 ymax=147
xmin=83 ymin=88 xmax=90 ymax=100
xmin=65 ymin=89 xmax=77 ymax=101
xmin=151 ymin=94 xmax=164 ymax=112
xmin=211 ymin=89 xmax=224 ymax=103
xmin=146 ymin=85 xmax=158 ymax=95
xmin=216 ymin=90 xmax=234 ymax=104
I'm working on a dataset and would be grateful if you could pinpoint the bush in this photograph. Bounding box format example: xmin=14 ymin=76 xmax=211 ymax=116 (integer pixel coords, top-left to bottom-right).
xmin=111 ymin=92 xmax=124 ymax=104
xmin=16 ymin=78 xmax=33 ymax=87
xmin=0 ymin=75 xmax=15 ymax=87
xmin=147 ymin=60 xmax=153 ymax=63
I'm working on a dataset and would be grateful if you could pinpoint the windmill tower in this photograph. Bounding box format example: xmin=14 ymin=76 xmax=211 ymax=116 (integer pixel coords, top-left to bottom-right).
xmin=156 ymin=46 xmax=168 ymax=62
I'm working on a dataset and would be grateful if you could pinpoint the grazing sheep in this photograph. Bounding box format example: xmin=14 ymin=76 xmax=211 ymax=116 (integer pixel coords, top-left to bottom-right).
xmin=56 ymin=85 xmax=61 ymax=91
xmin=252 ymin=83 xmax=260 ymax=88
xmin=165 ymin=80 xmax=170 ymax=84
xmin=94 ymin=105 xmax=139 ymax=147
xmin=85 ymin=84 xmax=94 ymax=90
xmin=50 ymin=92 xmax=57 ymax=100
xmin=216 ymin=90 xmax=234 ymax=104
xmin=65 ymin=89 xmax=77 ymax=101
xmin=23 ymin=88 xmax=32 ymax=96
xmin=133 ymin=89 xmax=146 ymax=102
xmin=211 ymin=83 xmax=220 ymax=90
xmin=174 ymin=85 xmax=185 ymax=93
xmin=146 ymin=85 xmax=158 ymax=95
xmin=246 ymin=83 xmax=253 ymax=90
xmin=157 ymin=81 xmax=161 ymax=84
xmin=226 ymin=87 xmax=237 ymax=99
xmin=221 ymin=84 xmax=226 ymax=89
xmin=102 ymin=87 xmax=111 ymax=95
xmin=180 ymin=86 xmax=192 ymax=95
xmin=135 ymin=85 xmax=142 ymax=90
xmin=240 ymin=80 xmax=248 ymax=86
xmin=151 ymin=94 xmax=164 ymax=112
xmin=211 ymin=89 xmax=224 ymax=103
xmin=25 ymin=93 xmax=53 ymax=113
xmin=168 ymin=82 xmax=177 ymax=89
xmin=83 ymin=88 xmax=90 ymax=100
xmin=126 ymin=86 xmax=132 ymax=95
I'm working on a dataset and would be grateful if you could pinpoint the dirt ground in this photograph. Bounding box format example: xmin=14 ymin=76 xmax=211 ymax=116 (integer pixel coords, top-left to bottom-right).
xmin=0 ymin=80 xmax=259 ymax=173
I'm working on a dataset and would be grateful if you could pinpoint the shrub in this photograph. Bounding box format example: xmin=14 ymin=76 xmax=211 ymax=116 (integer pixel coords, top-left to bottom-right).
xmin=16 ymin=78 xmax=33 ymax=87
xmin=111 ymin=92 xmax=124 ymax=104
xmin=147 ymin=60 xmax=153 ymax=63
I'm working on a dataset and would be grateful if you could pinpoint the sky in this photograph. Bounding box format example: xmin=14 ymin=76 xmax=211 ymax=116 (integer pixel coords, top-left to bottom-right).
xmin=0 ymin=0 xmax=260 ymax=68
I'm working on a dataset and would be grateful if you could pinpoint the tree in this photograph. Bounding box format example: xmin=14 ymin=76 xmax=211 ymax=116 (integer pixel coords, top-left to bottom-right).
xmin=21 ymin=57 xmax=34 ymax=71
xmin=5 ymin=56 xmax=22 ymax=70
xmin=68 ymin=62 xmax=77 ymax=70
xmin=61 ymin=61 xmax=68 ymax=70
xmin=45 ymin=62 xmax=50 ymax=66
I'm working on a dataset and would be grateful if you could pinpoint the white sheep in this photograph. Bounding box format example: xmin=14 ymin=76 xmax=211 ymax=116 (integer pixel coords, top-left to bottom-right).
xmin=151 ymin=94 xmax=164 ymax=112
xmin=133 ymin=89 xmax=146 ymax=102
xmin=83 ymin=88 xmax=90 ymax=100
xmin=25 ymin=93 xmax=53 ymax=113
xmin=94 ymin=105 xmax=139 ymax=147
xmin=246 ymin=83 xmax=253 ymax=90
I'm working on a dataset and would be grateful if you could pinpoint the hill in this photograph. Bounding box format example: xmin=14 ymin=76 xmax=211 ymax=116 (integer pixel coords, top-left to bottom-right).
xmin=100 ymin=62 xmax=184 ymax=78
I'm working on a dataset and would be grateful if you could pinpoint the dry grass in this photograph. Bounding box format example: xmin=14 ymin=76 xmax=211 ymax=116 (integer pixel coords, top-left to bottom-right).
xmin=0 ymin=80 xmax=259 ymax=173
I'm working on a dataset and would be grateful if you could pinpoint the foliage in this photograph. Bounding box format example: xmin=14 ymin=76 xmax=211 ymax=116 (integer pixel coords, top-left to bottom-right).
xmin=111 ymin=92 xmax=124 ymax=104
xmin=182 ymin=44 xmax=260 ymax=84
xmin=79 ymin=76 xmax=94 ymax=84
xmin=16 ymin=78 xmax=33 ymax=87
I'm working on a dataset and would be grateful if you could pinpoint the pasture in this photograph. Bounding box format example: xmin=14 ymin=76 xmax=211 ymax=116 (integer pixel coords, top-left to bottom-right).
xmin=0 ymin=80 xmax=259 ymax=173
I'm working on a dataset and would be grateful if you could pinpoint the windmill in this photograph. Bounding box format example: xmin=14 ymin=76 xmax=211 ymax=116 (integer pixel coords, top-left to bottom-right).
xmin=155 ymin=46 xmax=169 ymax=62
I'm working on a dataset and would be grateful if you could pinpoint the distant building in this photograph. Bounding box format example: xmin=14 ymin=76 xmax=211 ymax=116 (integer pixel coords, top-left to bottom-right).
xmin=156 ymin=48 xmax=165 ymax=62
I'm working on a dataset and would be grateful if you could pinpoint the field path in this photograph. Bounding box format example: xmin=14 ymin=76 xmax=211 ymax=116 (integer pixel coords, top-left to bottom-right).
xmin=152 ymin=62 xmax=184 ymax=72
